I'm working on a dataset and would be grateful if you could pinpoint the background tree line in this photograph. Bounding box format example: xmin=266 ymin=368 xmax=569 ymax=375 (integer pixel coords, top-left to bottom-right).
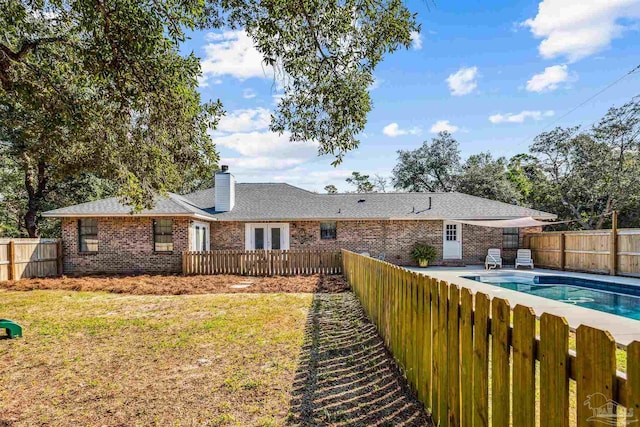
xmin=331 ymin=95 xmax=640 ymax=230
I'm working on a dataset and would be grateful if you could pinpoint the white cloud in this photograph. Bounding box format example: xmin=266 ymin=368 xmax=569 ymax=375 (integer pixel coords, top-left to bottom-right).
xmin=216 ymin=108 xmax=271 ymax=133
xmin=201 ymin=30 xmax=274 ymax=80
xmin=382 ymin=122 xmax=422 ymax=138
xmin=242 ymin=88 xmax=257 ymax=99
xmin=429 ymin=120 xmax=459 ymax=134
xmin=526 ymin=64 xmax=570 ymax=92
xmin=215 ymin=131 xmax=318 ymax=158
xmin=446 ymin=66 xmax=478 ymax=96
xmin=215 ymin=129 xmax=319 ymax=180
xmin=523 ymin=0 xmax=640 ymax=62
xmin=221 ymin=156 xmax=308 ymax=171
xmin=489 ymin=110 xmax=554 ymax=124
xmin=219 ymin=166 xmax=359 ymax=193
xmin=213 ymin=110 xmax=318 ymax=175
xmin=197 ymin=75 xmax=222 ymax=88
xmin=410 ymin=31 xmax=423 ymax=50
xmin=369 ymin=77 xmax=384 ymax=90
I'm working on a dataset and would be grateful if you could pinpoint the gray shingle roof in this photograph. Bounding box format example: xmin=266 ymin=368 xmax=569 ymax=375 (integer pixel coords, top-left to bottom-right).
xmin=41 ymin=192 xmax=213 ymax=218
xmin=43 ymin=183 xmax=556 ymax=220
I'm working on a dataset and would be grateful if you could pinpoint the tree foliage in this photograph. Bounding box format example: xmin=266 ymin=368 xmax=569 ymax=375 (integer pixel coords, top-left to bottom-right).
xmin=345 ymin=171 xmax=374 ymax=193
xmin=528 ymin=97 xmax=640 ymax=229
xmin=372 ymin=174 xmax=389 ymax=192
xmin=1 ymin=0 xmax=417 ymax=236
xmin=0 ymin=152 xmax=116 ymax=237
xmin=391 ymin=96 xmax=640 ymax=229
xmin=246 ymin=0 xmax=418 ymax=164
xmin=324 ymin=184 xmax=338 ymax=194
xmin=392 ymin=131 xmax=460 ymax=192
xmin=457 ymin=152 xmax=520 ymax=204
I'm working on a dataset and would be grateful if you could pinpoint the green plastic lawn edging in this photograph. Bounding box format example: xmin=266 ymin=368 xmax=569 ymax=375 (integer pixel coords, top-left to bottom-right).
xmin=0 ymin=319 xmax=22 ymax=338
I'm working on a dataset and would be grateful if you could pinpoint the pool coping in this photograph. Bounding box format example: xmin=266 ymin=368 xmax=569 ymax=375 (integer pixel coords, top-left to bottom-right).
xmin=405 ymin=266 xmax=640 ymax=348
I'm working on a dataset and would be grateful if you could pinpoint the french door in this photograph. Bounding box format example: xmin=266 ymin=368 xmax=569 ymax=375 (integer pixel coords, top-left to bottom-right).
xmin=245 ymin=223 xmax=290 ymax=250
xmin=191 ymin=221 xmax=210 ymax=251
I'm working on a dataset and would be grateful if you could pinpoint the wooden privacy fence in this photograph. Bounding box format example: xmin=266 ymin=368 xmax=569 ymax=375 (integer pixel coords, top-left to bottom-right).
xmin=343 ymin=250 xmax=640 ymax=427
xmin=0 ymin=238 xmax=62 ymax=281
xmin=527 ymin=228 xmax=640 ymax=277
xmin=182 ymin=249 xmax=342 ymax=276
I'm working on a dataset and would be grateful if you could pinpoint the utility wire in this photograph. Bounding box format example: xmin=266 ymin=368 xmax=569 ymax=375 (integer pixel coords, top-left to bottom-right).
xmin=514 ymin=63 xmax=640 ymax=147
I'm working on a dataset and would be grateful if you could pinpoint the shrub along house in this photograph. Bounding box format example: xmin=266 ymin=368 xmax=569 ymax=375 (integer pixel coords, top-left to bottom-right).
xmin=43 ymin=167 xmax=556 ymax=275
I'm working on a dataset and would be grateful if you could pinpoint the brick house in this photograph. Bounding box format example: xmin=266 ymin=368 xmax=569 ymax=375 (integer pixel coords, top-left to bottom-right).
xmin=43 ymin=167 xmax=555 ymax=275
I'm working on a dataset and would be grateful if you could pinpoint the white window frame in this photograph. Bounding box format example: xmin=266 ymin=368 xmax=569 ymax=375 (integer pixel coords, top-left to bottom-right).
xmin=191 ymin=221 xmax=210 ymax=251
xmin=245 ymin=223 xmax=290 ymax=250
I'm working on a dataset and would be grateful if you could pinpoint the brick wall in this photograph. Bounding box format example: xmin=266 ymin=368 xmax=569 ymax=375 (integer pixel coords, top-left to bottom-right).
xmin=61 ymin=217 xmax=190 ymax=275
xmin=210 ymin=220 xmax=533 ymax=266
xmin=60 ymin=218 xmax=540 ymax=274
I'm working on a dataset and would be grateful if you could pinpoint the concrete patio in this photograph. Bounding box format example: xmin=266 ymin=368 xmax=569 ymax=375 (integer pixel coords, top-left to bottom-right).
xmin=405 ymin=265 xmax=640 ymax=347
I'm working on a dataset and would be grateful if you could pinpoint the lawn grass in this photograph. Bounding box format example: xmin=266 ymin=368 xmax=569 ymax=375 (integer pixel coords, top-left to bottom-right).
xmin=0 ymin=284 xmax=431 ymax=426
xmin=0 ymin=290 xmax=312 ymax=426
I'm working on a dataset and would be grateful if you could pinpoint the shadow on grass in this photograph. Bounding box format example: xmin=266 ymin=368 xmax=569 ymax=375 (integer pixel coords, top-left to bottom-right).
xmin=287 ymin=292 xmax=434 ymax=426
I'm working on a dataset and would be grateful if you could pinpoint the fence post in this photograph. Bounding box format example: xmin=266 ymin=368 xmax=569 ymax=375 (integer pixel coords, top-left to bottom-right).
xmin=56 ymin=239 xmax=64 ymax=276
xmin=559 ymin=233 xmax=566 ymax=271
xmin=8 ymin=240 xmax=16 ymax=281
xmin=610 ymin=210 xmax=618 ymax=276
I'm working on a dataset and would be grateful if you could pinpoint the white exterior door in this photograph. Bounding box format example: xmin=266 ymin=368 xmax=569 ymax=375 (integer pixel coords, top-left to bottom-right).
xmin=191 ymin=221 xmax=210 ymax=251
xmin=245 ymin=223 xmax=290 ymax=250
xmin=443 ymin=221 xmax=462 ymax=259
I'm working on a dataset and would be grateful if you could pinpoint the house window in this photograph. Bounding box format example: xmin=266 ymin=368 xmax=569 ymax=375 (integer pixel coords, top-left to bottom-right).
xmin=503 ymin=227 xmax=519 ymax=249
xmin=320 ymin=222 xmax=337 ymax=240
xmin=78 ymin=219 xmax=98 ymax=252
xmin=153 ymin=219 xmax=174 ymax=252
xmin=445 ymin=224 xmax=457 ymax=241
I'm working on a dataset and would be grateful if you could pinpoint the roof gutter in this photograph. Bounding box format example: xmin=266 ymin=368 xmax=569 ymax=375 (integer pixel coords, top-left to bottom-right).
xmin=211 ymin=215 xmax=557 ymax=222
xmin=41 ymin=212 xmax=218 ymax=221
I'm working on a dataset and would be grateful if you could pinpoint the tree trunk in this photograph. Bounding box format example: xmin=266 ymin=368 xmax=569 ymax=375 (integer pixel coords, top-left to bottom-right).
xmin=24 ymin=207 xmax=39 ymax=238
xmin=23 ymin=159 xmax=48 ymax=238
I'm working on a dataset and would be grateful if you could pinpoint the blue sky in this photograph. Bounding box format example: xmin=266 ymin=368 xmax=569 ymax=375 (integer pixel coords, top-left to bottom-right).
xmin=182 ymin=0 xmax=640 ymax=192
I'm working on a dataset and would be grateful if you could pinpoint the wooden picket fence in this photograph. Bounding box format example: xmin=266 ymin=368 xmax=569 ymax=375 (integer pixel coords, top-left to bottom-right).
xmin=0 ymin=238 xmax=62 ymax=281
xmin=182 ymin=249 xmax=342 ymax=276
xmin=343 ymin=250 xmax=640 ymax=427
xmin=527 ymin=229 xmax=640 ymax=277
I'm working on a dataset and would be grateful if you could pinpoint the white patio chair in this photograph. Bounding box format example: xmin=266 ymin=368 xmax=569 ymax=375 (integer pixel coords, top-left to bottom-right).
xmin=515 ymin=249 xmax=534 ymax=269
xmin=485 ymin=248 xmax=502 ymax=270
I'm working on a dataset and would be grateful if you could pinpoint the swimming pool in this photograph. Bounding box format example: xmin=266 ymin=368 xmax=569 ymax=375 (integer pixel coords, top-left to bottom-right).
xmin=464 ymin=274 xmax=640 ymax=320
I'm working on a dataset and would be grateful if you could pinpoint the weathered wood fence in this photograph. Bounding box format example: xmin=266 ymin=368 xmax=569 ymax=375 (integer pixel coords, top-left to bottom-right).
xmin=182 ymin=249 xmax=342 ymax=276
xmin=343 ymin=250 xmax=639 ymax=427
xmin=526 ymin=228 xmax=640 ymax=277
xmin=0 ymin=238 xmax=62 ymax=280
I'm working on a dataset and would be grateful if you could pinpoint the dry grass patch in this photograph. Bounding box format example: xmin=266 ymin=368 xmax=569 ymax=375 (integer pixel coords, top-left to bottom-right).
xmin=0 ymin=290 xmax=312 ymax=426
xmin=0 ymin=274 xmax=348 ymax=295
xmin=288 ymin=293 xmax=432 ymax=426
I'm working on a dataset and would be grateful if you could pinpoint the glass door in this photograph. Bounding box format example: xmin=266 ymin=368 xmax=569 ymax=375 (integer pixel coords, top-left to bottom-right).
xmin=191 ymin=222 xmax=210 ymax=251
xmin=246 ymin=223 xmax=289 ymax=250
xmin=253 ymin=226 xmax=266 ymax=250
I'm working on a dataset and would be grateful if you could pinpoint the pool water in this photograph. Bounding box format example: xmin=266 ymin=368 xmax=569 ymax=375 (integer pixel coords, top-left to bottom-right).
xmin=464 ymin=274 xmax=640 ymax=320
